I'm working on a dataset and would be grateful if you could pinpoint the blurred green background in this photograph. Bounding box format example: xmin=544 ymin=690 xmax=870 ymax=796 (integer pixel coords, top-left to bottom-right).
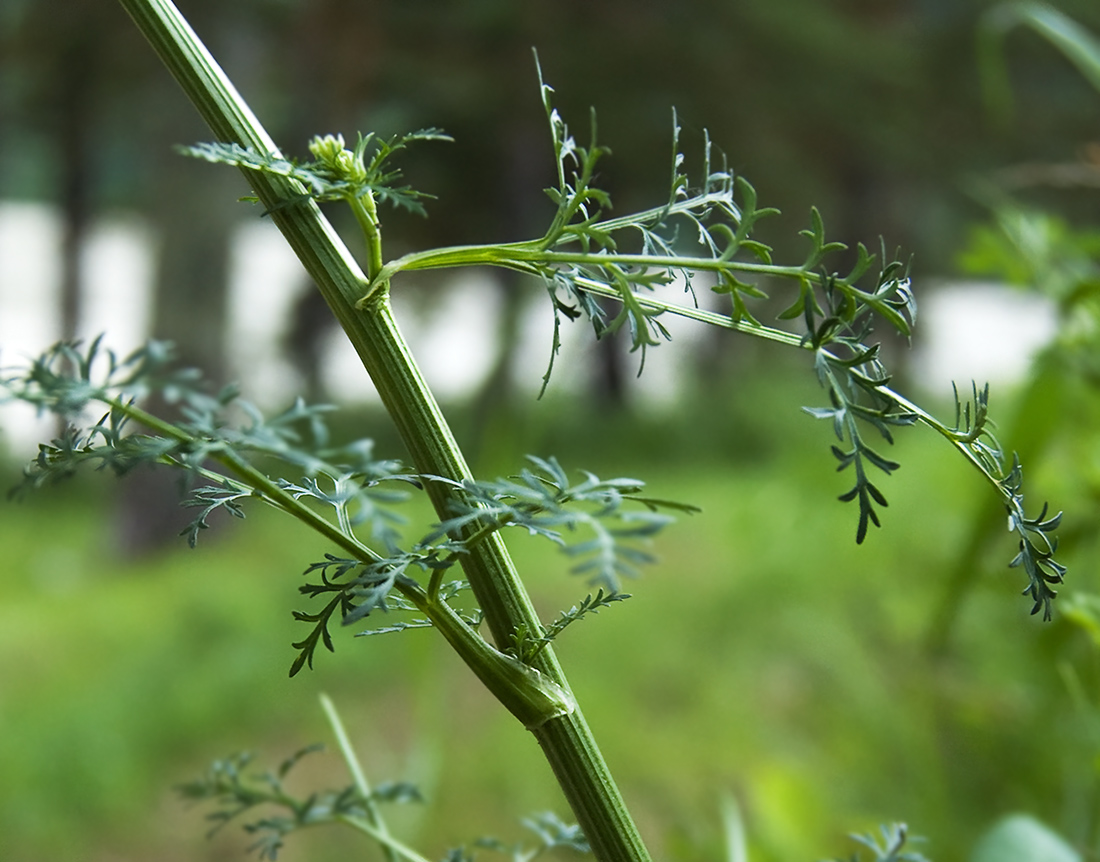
xmin=2 ymin=1 xmax=1100 ymax=860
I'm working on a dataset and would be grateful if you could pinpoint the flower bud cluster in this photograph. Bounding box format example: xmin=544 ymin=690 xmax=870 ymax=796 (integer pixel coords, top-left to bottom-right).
xmin=308 ymin=134 xmax=367 ymax=183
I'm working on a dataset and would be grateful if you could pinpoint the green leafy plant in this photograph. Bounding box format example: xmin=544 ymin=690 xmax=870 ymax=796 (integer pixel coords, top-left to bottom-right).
xmin=0 ymin=0 xmax=1073 ymax=859
xmin=925 ymin=1 xmax=1100 ymax=651
xmin=827 ymin=824 xmax=929 ymax=862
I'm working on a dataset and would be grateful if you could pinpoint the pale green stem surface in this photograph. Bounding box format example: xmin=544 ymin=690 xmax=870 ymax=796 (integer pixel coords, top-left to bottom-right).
xmin=115 ymin=3 xmax=652 ymax=861
xmin=336 ymin=815 xmax=437 ymax=862
xmin=320 ymin=694 xmax=399 ymax=862
xmin=109 ymin=397 xmax=384 ymax=563
xmin=882 ymin=386 xmax=1015 ymax=505
xmin=381 ymin=242 xmax=808 ymax=282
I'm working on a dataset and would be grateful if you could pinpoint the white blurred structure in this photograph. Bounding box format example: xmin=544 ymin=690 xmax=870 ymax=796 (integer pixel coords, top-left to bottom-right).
xmin=0 ymin=202 xmax=1059 ymax=454
xmin=0 ymin=203 xmax=155 ymax=452
xmin=910 ymin=281 xmax=1058 ymax=395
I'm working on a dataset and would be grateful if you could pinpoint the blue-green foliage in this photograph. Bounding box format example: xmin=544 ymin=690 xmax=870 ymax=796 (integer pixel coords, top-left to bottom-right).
xmin=182 ymin=128 xmax=452 ymax=217
xmin=1 ymin=338 xmax=682 ymax=681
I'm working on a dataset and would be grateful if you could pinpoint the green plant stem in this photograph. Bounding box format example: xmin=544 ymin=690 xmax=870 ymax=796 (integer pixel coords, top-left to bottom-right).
xmin=564 ymin=275 xmax=805 ymax=347
xmin=336 ymin=814 xmax=436 ymax=862
xmin=882 ymin=387 xmax=1014 ymax=504
xmin=349 ymin=193 xmax=385 ymax=279
xmin=116 ymin=3 xmax=652 ymax=860
xmin=109 ymin=397 xmax=384 ymax=563
xmin=369 ymin=241 xmax=810 ymax=293
xmin=366 ymin=245 xmax=806 ymax=348
xmin=319 ymin=694 xmax=398 ymax=862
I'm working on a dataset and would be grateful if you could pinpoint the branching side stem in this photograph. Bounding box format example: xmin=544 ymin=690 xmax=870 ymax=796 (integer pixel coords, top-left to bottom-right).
xmin=367 ymin=230 xmax=1018 ymax=506
xmin=364 ymin=242 xmax=810 ymax=298
xmin=349 ymin=193 xmax=385 ymax=282
xmin=319 ymin=694 xmax=399 ymax=862
xmin=883 ymin=387 xmax=1011 ymax=502
xmin=111 ymin=397 xmax=382 ymax=562
xmin=335 ymin=814 xmax=436 ymax=862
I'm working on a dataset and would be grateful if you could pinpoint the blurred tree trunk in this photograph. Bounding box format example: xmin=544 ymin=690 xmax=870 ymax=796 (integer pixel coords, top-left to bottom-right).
xmin=285 ymin=288 xmax=335 ymax=402
xmin=147 ymin=162 xmax=234 ymax=381
xmin=113 ymin=3 xmax=245 ymax=556
xmin=57 ymin=32 xmax=92 ymax=346
xmin=467 ymin=120 xmax=546 ymax=457
xmin=7 ymin=3 xmax=101 ymax=346
xmin=277 ymin=0 xmax=385 ymax=403
xmin=466 ymin=269 xmax=529 ymax=465
xmin=113 ymin=143 xmax=239 ymax=556
xmin=591 ymin=318 xmax=629 ymax=408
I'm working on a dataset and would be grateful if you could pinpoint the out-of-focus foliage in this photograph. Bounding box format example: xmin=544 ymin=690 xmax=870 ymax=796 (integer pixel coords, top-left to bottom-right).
xmin=928 ymin=9 xmax=1100 ymax=857
xmin=933 ymin=2 xmax=1100 ymax=654
xmin=971 ymin=814 xmax=1081 ymax=862
xmin=0 ymin=395 xmax=1097 ymax=861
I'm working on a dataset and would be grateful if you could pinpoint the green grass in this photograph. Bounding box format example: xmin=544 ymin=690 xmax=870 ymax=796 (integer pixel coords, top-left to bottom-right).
xmin=0 ymin=385 xmax=1096 ymax=862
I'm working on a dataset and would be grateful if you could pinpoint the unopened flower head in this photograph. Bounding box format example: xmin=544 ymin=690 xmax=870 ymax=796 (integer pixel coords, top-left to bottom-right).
xmin=308 ymin=134 xmax=366 ymax=183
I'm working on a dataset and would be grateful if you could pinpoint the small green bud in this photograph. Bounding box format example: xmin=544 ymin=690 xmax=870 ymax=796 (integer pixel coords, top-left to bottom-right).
xmin=308 ymin=134 xmax=367 ymax=184
xmin=308 ymin=133 xmax=345 ymax=163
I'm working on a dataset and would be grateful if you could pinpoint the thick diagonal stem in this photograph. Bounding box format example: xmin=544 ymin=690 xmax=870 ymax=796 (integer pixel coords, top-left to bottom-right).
xmin=116 ymin=3 xmax=651 ymax=861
